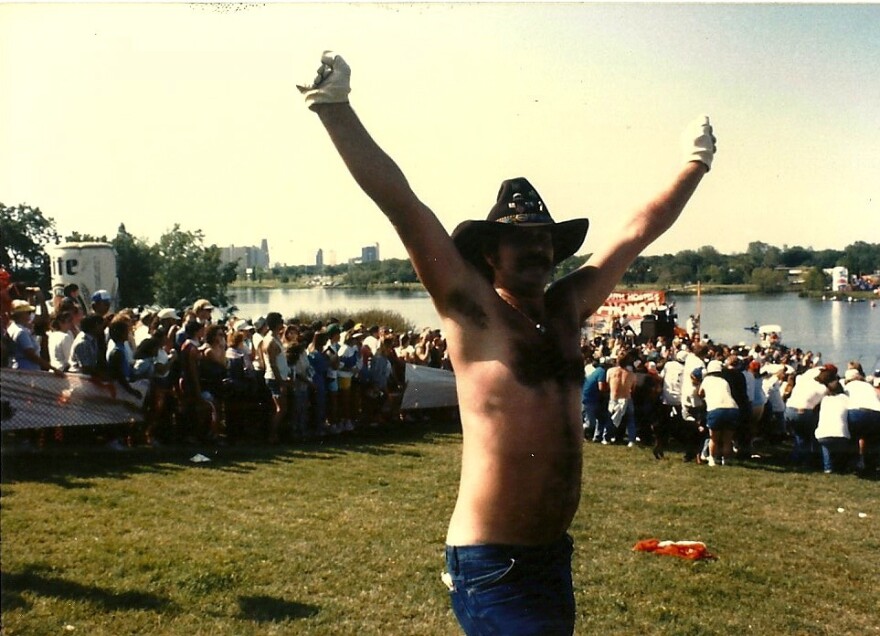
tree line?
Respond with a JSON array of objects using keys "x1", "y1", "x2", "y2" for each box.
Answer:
[{"x1": 3, "y1": 202, "x2": 879, "y2": 307}]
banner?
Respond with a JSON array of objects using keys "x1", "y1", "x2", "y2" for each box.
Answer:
[
  {"x1": 595, "y1": 291, "x2": 667, "y2": 320},
  {"x1": 0, "y1": 369, "x2": 147, "y2": 431}
]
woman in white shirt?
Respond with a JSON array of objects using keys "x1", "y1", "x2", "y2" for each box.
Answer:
[
  {"x1": 698, "y1": 360, "x2": 740, "y2": 466},
  {"x1": 815, "y1": 379, "x2": 851, "y2": 474},
  {"x1": 844, "y1": 367, "x2": 880, "y2": 472},
  {"x1": 784, "y1": 365, "x2": 837, "y2": 467},
  {"x1": 48, "y1": 310, "x2": 75, "y2": 372}
]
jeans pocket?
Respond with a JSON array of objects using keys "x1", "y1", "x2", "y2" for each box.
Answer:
[{"x1": 462, "y1": 558, "x2": 517, "y2": 594}]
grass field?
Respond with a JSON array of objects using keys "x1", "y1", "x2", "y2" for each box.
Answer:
[{"x1": 2, "y1": 422, "x2": 879, "y2": 636}]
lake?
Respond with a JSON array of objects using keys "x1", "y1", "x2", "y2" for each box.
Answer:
[{"x1": 228, "y1": 287, "x2": 880, "y2": 371}]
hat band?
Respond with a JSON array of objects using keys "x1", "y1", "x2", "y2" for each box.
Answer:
[{"x1": 495, "y1": 212, "x2": 554, "y2": 225}]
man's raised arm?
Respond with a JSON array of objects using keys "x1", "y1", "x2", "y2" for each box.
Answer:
[
  {"x1": 552, "y1": 116, "x2": 717, "y2": 322},
  {"x1": 298, "y1": 52, "x2": 467, "y2": 298}
]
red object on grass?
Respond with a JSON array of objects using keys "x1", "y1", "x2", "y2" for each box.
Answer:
[{"x1": 633, "y1": 538, "x2": 716, "y2": 560}]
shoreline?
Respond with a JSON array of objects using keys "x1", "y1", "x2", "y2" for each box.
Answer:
[{"x1": 231, "y1": 279, "x2": 878, "y2": 301}]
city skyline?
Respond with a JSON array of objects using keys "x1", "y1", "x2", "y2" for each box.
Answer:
[{"x1": 2, "y1": 4, "x2": 878, "y2": 266}]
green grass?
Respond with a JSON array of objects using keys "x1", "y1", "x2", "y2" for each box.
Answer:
[{"x1": 2, "y1": 425, "x2": 879, "y2": 635}]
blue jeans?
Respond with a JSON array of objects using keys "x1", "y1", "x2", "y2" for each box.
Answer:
[
  {"x1": 608, "y1": 398, "x2": 636, "y2": 442},
  {"x1": 583, "y1": 401, "x2": 610, "y2": 440},
  {"x1": 785, "y1": 407, "x2": 819, "y2": 465},
  {"x1": 445, "y1": 535, "x2": 575, "y2": 636},
  {"x1": 817, "y1": 437, "x2": 853, "y2": 472}
]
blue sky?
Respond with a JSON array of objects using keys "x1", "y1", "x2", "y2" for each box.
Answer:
[{"x1": 2, "y1": 3, "x2": 878, "y2": 265}]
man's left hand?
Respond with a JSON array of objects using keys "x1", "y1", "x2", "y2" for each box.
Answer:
[{"x1": 682, "y1": 115, "x2": 716, "y2": 171}]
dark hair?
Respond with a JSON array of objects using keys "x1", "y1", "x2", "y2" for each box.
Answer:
[
  {"x1": 184, "y1": 320, "x2": 203, "y2": 338},
  {"x1": 51, "y1": 311, "x2": 73, "y2": 331},
  {"x1": 63, "y1": 283, "x2": 79, "y2": 295},
  {"x1": 108, "y1": 319, "x2": 130, "y2": 343},
  {"x1": 266, "y1": 312, "x2": 284, "y2": 331},
  {"x1": 205, "y1": 324, "x2": 225, "y2": 346},
  {"x1": 80, "y1": 314, "x2": 104, "y2": 334}
]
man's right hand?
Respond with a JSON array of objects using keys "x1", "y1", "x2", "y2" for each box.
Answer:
[{"x1": 297, "y1": 51, "x2": 351, "y2": 109}]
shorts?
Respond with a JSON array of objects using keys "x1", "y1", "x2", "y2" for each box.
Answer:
[
  {"x1": 337, "y1": 376, "x2": 352, "y2": 391},
  {"x1": 326, "y1": 378, "x2": 339, "y2": 393},
  {"x1": 706, "y1": 407, "x2": 740, "y2": 431},
  {"x1": 444, "y1": 534, "x2": 575, "y2": 636}
]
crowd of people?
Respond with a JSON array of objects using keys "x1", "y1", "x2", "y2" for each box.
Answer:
[
  {"x1": 580, "y1": 322, "x2": 880, "y2": 474},
  {"x1": 1, "y1": 278, "x2": 455, "y2": 448},
  {"x1": 3, "y1": 275, "x2": 879, "y2": 472}
]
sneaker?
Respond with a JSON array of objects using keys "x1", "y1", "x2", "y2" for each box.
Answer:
[
  {"x1": 627, "y1": 442, "x2": 635, "y2": 448},
  {"x1": 601, "y1": 440, "x2": 610, "y2": 445},
  {"x1": 707, "y1": 456, "x2": 717, "y2": 467}
]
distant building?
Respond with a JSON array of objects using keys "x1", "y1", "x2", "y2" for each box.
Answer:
[
  {"x1": 220, "y1": 240, "x2": 270, "y2": 274},
  {"x1": 316, "y1": 249, "x2": 324, "y2": 271},
  {"x1": 826, "y1": 266, "x2": 849, "y2": 291},
  {"x1": 361, "y1": 243, "x2": 380, "y2": 263}
]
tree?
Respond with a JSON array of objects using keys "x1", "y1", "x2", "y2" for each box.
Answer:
[
  {"x1": 802, "y1": 266, "x2": 829, "y2": 292},
  {"x1": 0, "y1": 203, "x2": 59, "y2": 284},
  {"x1": 113, "y1": 224, "x2": 157, "y2": 308},
  {"x1": 750, "y1": 267, "x2": 787, "y2": 293},
  {"x1": 152, "y1": 225, "x2": 238, "y2": 309},
  {"x1": 842, "y1": 241, "x2": 880, "y2": 277}
]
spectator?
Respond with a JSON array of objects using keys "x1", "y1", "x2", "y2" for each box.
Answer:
[
  {"x1": 6, "y1": 300, "x2": 62, "y2": 374},
  {"x1": 48, "y1": 310, "x2": 75, "y2": 372},
  {"x1": 260, "y1": 312, "x2": 290, "y2": 444},
  {"x1": 699, "y1": 360, "x2": 739, "y2": 466},
  {"x1": 90, "y1": 289, "x2": 112, "y2": 317},
  {"x1": 583, "y1": 357, "x2": 611, "y2": 443},
  {"x1": 815, "y1": 376, "x2": 851, "y2": 474},
  {"x1": 843, "y1": 367, "x2": 880, "y2": 473},
  {"x1": 68, "y1": 315, "x2": 105, "y2": 376},
  {"x1": 607, "y1": 352, "x2": 636, "y2": 446}
]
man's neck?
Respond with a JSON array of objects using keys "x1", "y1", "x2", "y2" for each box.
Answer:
[{"x1": 494, "y1": 286, "x2": 545, "y2": 319}]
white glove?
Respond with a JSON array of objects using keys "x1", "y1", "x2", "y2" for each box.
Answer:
[
  {"x1": 297, "y1": 51, "x2": 351, "y2": 108},
  {"x1": 681, "y1": 115, "x2": 716, "y2": 171}
]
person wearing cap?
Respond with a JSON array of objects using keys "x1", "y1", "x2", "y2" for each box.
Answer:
[
  {"x1": 6, "y1": 299, "x2": 63, "y2": 374},
  {"x1": 660, "y1": 348, "x2": 687, "y2": 437},
  {"x1": 698, "y1": 359, "x2": 739, "y2": 466},
  {"x1": 300, "y1": 51, "x2": 715, "y2": 634},
  {"x1": 90, "y1": 290, "x2": 112, "y2": 317},
  {"x1": 192, "y1": 299, "x2": 215, "y2": 325}
]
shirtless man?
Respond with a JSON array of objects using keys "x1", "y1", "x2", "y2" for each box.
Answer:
[
  {"x1": 608, "y1": 351, "x2": 637, "y2": 446},
  {"x1": 299, "y1": 52, "x2": 715, "y2": 635}
]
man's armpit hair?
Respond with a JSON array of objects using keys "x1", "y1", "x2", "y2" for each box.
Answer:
[{"x1": 446, "y1": 289, "x2": 490, "y2": 330}]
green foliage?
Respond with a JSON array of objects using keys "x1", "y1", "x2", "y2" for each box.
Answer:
[
  {"x1": 2, "y1": 435, "x2": 879, "y2": 635},
  {"x1": 750, "y1": 266, "x2": 787, "y2": 293},
  {"x1": 843, "y1": 241, "x2": 880, "y2": 276},
  {"x1": 0, "y1": 203, "x2": 59, "y2": 284},
  {"x1": 343, "y1": 258, "x2": 419, "y2": 286},
  {"x1": 802, "y1": 266, "x2": 830, "y2": 292},
  {"x1": 113, "y1": 225, "x2": 158, "y2": 308},
  {"x1": 152, "y1": 225, "x2": 238, "y2": 309}
]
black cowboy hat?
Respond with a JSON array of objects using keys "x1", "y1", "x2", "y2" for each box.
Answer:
[{"x1": 451, "y1": 177, "x2": 589, "y2": 272}]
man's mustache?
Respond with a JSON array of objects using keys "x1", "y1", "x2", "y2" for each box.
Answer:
[{"x1": 517, "y1": 253, "x2": 553, "y2": 269}]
